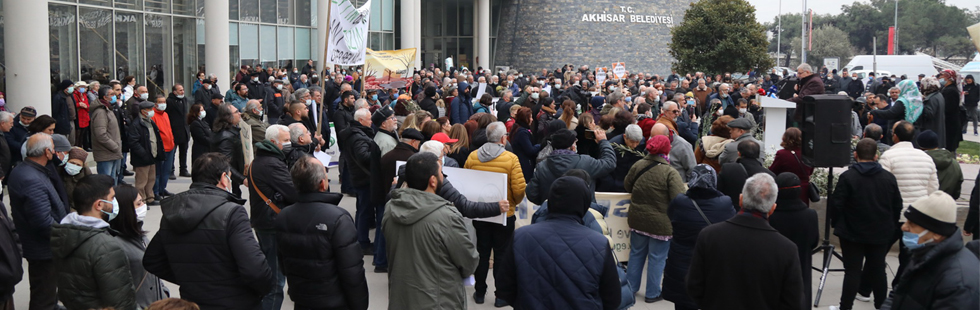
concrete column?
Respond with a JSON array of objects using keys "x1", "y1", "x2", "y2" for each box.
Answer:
[
  {"x1": 205, "y1": 0, "x2": 231, "y2": 92},
  {"x1": 413, "y1": 0, "x2": 421, "y2": 69},
  {"x1": 473, "y1": 3, "x2": 479, "y2": 70},
  {"x1": 318, "y1": 0, "x2": 329, "y2": 69},
  {"x1": 400, "y1": 0, "x2": 421, "y2": 69},
  {"x1": 3, "y1": 0, "x2": 51, "y2": 115},
  {"x1": 478, "y1": 0, "x2": 491, "y2": 70}
]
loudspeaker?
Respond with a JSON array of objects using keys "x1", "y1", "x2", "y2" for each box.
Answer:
[{"x1": 801, "y1": 94, "x2": 853, "y2": 168}]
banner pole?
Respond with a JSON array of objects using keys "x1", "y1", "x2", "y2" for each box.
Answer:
[{"x1": 317, "y1": 0, "x2": 334, "y2": 136}]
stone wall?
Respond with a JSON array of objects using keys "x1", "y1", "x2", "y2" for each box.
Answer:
[{"x1": 494, "y1": 0, "x2": 688, "y2": 76}]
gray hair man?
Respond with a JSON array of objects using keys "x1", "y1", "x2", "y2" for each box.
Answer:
[
  {"x1": 602, "y1": 90, "x2": 626, "y2": 115},
  {"x1": 863, "y1": 123, "x2": 891, "y2": 155},
  {"x1": 282, "y1": 123, "x2": 313, "y2": 170},
  {"x1": 598, "y1": 124, "x2": 647, "y2": 192},
  {"x1": 244, "y1": 99, "x2": 269, "y2": 144},
  {"x1": 719, "y1": 118, "x2": 764, "y2": 165}
]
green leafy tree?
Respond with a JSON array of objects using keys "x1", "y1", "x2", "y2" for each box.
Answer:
[
  {"x1": 669, "y1": 0, "x2": 773, "y2": 74},
  {"x1": 790, "y1": 25, "x2": 854, "y2": 68},
  {"x1": 765, "y1": 13, "x2": 837, "y2": 66}
]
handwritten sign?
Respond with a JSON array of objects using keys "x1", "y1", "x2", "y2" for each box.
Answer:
[
  {"x1": 596, "y1": 67, "x2": 608, "y2": 85},
  {"x1": 611, "y1": 62, "x2": 627, "y2": 79},
  {"x1": 327, "y1": 0, "x2": 371, "y2": 65}
]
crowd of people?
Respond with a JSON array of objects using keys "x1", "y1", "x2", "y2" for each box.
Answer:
[{"x1": 0, "y1": 60, "x2": 977, "y2": 310}]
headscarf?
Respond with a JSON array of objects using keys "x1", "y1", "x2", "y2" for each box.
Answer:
[
  {"x1": 895, "y1": 79, "x2": 924, "y2": 123},
  {"x1": 942, "y1": 69, "x2": 964, "y2": 103},
  {"x1": 646, "y1": 135, "x2": 671, "y2": 155},
  {"x1": 687, "y1": 164, "x2": 718, "y2": 191}
]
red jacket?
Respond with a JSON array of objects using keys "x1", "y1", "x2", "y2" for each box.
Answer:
[
  {"x1": 768, "y1": 148, "x2": 814, "y2": 204},
  {"x1": 151, "y1": 109, "x2": 175, "y2": 152},
  {"x1": 789, "y1": 74, "x2": 826, "y2": 122},
  {"x1": 74, "y1": 91, "x2": 90, "y2": 128}
]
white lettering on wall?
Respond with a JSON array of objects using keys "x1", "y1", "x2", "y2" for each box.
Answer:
[{"x1": 581, "y1": 5, "x2": 673, "y2": 25}]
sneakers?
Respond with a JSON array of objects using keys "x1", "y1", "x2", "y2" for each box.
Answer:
[
  {"x1": 856, "y1": 293, "x2": 871, "y2": 302},
  {"x1": 829, "y1": 306, "x2": 840, "y2": 310},
  {"x1": 644, "y1": 296, "x2": 664, "y2": 303}
]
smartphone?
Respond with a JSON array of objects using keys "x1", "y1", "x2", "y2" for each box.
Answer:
[{"x1": 585, "y1": 129, "x2": 596, "y2": 140}]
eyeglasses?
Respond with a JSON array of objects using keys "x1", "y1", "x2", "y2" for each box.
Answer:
[{"x1": 667, "y1": 110, "x2": 681, "y2": 114}]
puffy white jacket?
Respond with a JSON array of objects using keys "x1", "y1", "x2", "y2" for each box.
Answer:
[{"x1": 879, "y1": 141, "x2": 939, "y2": 221}]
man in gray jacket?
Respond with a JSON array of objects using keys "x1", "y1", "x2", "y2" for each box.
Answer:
[
  {"x1": 719, "y1": 118, "x2": 764, "y2": 165},
  {"x1": 651, "y1": 123, "x2": 696, "y2": 181},
  {"x1": 526, "y1": 128, "x2": 614, "y2": 205}
]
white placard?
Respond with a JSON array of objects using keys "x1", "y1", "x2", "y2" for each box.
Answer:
[
  {"x1": 595, "y1": 192, "x2": 632, "y2": 262},
  {"x1": 313, "y1": 151, "x2": 332, "y2": 168},
  {"x1": 611, "y1": 62, "x2": 627, "y2": 79},
  {"x1": 475, "y1": 82, "x2": 487, "y2": 99},
  {"x1": 394, "y1": 161, "x2": 508, "y2": 225},
  {"x1": 596, "y1": 68, "x2": 607, "y2": 85},
  {"x1": 326, "y1": 0, "x2": 372, "y2": 66}
]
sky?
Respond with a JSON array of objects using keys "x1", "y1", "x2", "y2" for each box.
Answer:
[{"x1": 745, "y1": 0, "x2": 977, "y2": 25}]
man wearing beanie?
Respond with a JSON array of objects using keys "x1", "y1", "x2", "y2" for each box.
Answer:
[
  {"x1": 59, "y1": 147, "x2": 94, "y2": 211},
  {"x1": 418, "y1": 86, "x2": 439, "y2": 118},
  {"x1": 917, "y1": 130, "x2": 963, "y2": 199},
  {"x1": 372, "y1": 107, "x2": 398, "y2": 156},
  {"x1": 497, "y1": 176, "x2": 622, "y2": 309},
  {"x1": 526, "y1": 128, "x2": 615, "y2": 205},
  {"x1": 881, "y1": 191, "x2": 980, "y2": 309}
]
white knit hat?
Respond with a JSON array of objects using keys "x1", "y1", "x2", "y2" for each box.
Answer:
[{"x1": 904, "y1": 191, "x2": 958, "y2": 236}]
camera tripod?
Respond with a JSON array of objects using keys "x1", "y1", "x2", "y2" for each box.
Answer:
[{"x1": 811, "y1": 167, "x2": 844, "y2": 307}]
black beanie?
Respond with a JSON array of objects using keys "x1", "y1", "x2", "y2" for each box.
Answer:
[
  {"x1": 548, "y1": 176, "x2": 590, "y2": 218},
  {"x1": 424, "y1": 86, "x2": 436, "y2": 97},
  {"x1": 550, "y1": 128, "x2": 577, "y2": 150}
]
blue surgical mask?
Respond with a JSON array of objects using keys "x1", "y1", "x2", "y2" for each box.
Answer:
[
  {"x1": 110, "y1": 95, "x2": 117, "y2": 104},
  {"x1": 938, "y1": 78, "x2": 946, "y2": 85},
  {"x1": 625, "y1": 96, "x2": 632, "y2": 103},
  {"x1": 100, "y1": 198, "x2": 120, "y2": 221},
  {"x1": 902, "y1": 230, "x2": 932, "y2": 250},
  {"x1": 372, "y1": 94, "x2": 378, "y2": 101}
]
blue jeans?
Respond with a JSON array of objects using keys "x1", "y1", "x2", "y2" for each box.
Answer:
[
  {"x1": 117, "y1": 152, "x2": 129, "y2": 184},
  {"x1": 96, "y1": 159, "x2": 122, "y2": 185},
  {"x1": 153, "y1": 150, "x2": 175, "y2": 196},
  {"x1": 255, "y1": 230, "x2": 285, "y2": 310},
  {"x1": 627, "y1": 232, "x2": 670, "y2": 299},
  {"x1": 354, "y1": 185, "x2": 372, "y2": 246}
]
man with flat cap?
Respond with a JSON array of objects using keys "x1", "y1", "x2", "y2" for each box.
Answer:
[
  {"x1": 719, "y1": 117, "x2": 764, "y2": 165},
  {"x1": 371, "y1": 128, "x2": 424, "y2": 273}
]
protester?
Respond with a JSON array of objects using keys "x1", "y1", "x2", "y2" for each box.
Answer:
[
  {"x1": 0, "y1": 195, "x2": 21, "y2": 309},
  {"x1": 283, "y1": 123, "x2": 314, "y2": 170},
  {"x1": 768, "y1": 127, "x2": 814, "y2": 204},
  {"x1": 210, "y1": 103, "x2": 247, "y2": 197},
  {"x1": 51, "y1": 79, "x2": 76, "y2": 139},
  {"x1": 938, "y1": 70, "x2": 961, "y2": 153},
  {"x1": 694, "y1": 115, "x2": 734, "y2": 172},
  {"x1": 768, "y1": 172, "x2": 819, "y2": 307},
  {"x1": 789, "y1": 63, "x2": 826, "y2": 122},
  {"x1": 662, "y1": 164, "x2": 735, "y2": 310},
  {"x1": 450, "y1": 82, "x2": 474, "y2": 124},
  {"x1": 188, "y1": 103, "x2": 212, "y2": 160},
  {"x1": 463, "y1": 122, "x2": 525, "y2": 306},
  {"x1": 129, "y1": 100, "x2": 163, "y2": 206},
  {"x1": 0, "y1": 112, "x2": 12, "y2": 183},
  {"x1": 869, "y1": 79, "x2": 944, "y2": 147},
  {"x1": 144, "y1": 153, "x2": 273, "y2": 309},
  {"x1": 964, "y1": 75, "x2": 978, "y2": 136},
  {"x1": 372, "y1": 128, "x2": 423, "y2": 273},
  {"x1": 718, "y1": 140, "x2": 775, "y2": 211},
  {"x1": 527, "y1": 128, "x2": 614, "y2": 204},
  {"x1": 508, "y1": 107, "x2": 539, "y2": 181},
  {"x1": 50, "y1": 174, "x2": 136, "y2": 310},
  {"x1": 446, "y1": 124, "x2": 471, "y2": 167},
  {"x1": 108, "y1": 184, "x2": 167, "y2": 308},
  {"x1": 687, "y1": 173, "x2": 805, "y2": 309},
  {"x1": 372, "y1": 108, "x2": 399, "y2": 156},
  {"x1": 597, "y1": 124, "x2": 646, "y2": 192},
  {"x1": 879, "y1": 191, "x2": 980, "y2": 309},
  {"x1": 243, "y1": 100, "x2": 269, "y2": 144},
  {"x1": 624, "y1": 135, "x2": 686, "y2": 303},
  {"x1": 338, "y1": 108, "x2": 379, "y2": 255},
  {"x1": 73, "y1": 81, "x2": 91, "y2": 149},
  {"x1": 497, "y1": 176, "x2": 621, "y2": 310},
  {"x1": 58, "y1": 147, "x2": 93, "y2": 210},
  {"x1": 167, "y1": 84, "x2": 191, "y2": 177},
  {"x1": 651, "y1": 123, "x2": 697, "y2": 182},
  {"x1": 151, "y1": 96, "x2": 176, "y2": 199},
  {"x1": 917, "y1": 130, "x2": 963, "y2": 199},
  {"x1": 383, "y1": 152, "x2": 479, "y2": 309}
]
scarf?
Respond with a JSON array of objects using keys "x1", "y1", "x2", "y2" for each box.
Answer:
[
  {"x1": 687, "y1": 164, "x2": 718, "y2": 191},
  {"x1": 738, "y1": 209, "x2": 769, "y2": 220},
  {"x1": 896, "y1": 80, "x2": 924, "y2": 123}
]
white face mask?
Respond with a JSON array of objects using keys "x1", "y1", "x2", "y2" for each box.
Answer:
[
  {"x1": 158, "y1": 104, "x2": 167, "y2": 110},
  {"x1": 64, "y1": 163, "x2": 83, "y2": 176},
  {"x1": 176, "y1": 94, "x2": 185, "y2": 99},
  {"x1": 205, "y1": 85, "x2": 212, "y2": 90},
  {"x1": 140, "y1": 93, "x2": 149, "y2": 100},
  {"x1": 276, "y1": 84, "x2": 283, "y2": 90},
  {"x1": 739, "y1": 108, "x2": 747, "y2": 114},
  {"x1": 198, "y1": 110, "x2": 207, "y2": 120},
  {"x1": 531, "y1": 93, "x2": 539, "y2": 99},
  {"x1": 281, "y1": 142, "x2": 291, "y2": 148},
  {"x1": 135, "y1": 204, "x2": 147, "y2": 222},
  {"x1": 716, "y1": 109, "x2": 724, "y2": 116}
]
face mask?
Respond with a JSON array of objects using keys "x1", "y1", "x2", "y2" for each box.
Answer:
[
  {"x1": 146, "y1": 110, "x2": 155, "y2": 118},
  {"x1": 257, "y1": 110, "x2": 264, "y2": 117},
  {"x1": 198, "y1": 110, "x2": 207, "y2": 120},
  {"x1": 223, "y1": 173, "x2": 234, "y2": 194},
  {"x1": 306, "y1": 99, "x2": 314, "y2": 106},
  {"x1": 902, "y1": 230, "x2": 932, "y2": 250},
  {"x1": 372, "y1": 94, "x2": 378, "y2": 101},
  {"x1": 518, "y1": 74, "x2": 524, "y2": 78},
  {"x1": 609, "y1": 86, "x2": 617, "y2": 92},
  {"x1": 252, "y1": 77, "x2": 259, "y2": 83},
  {"x1": 65, "y1": 163, "x2": 83, "y2": 176},
  {"x1": 158, "y1": 104, "x2": 168, "y2": 110},
  {"x1": 205, "y1": 85, "x2": 212, "y2": 90},
  {"x1": 79, "y1": 87, "x2": 86, "y2": 93},
  {"x1": 721, "y1": 93, "x2": 729, "y2": 98},
  {"x1": 67, "y1": 87, "x2": 75, "y2": 93},
  {"x1": 0, "y1": 99, "x2": 5, "y2": 107},
  {"x1": 281, "y1": 142, "x2": 291, "y2": 148},
  {"x1": 100, "y1": 198, "x2": 120, "y2": 221},
  {"x1": 531, "y1": 93, "x2": 539, "y2": 99},
  {"x1": 135, "y1": 204, "x2": 147, "y2": 223},
  {"x1": 625, "y1": 96, "x2": 632, "y2": 103},
  {"x1": 688, "y1": 100, "x2": 695, "y2": 107},
  {"x1": 139, "y1": 93, "x2": 149, "y2": 100},
  {"x1": 276, "y1": 84, "x2": 283, "y2": 90},
  {"x1": 938, "y1": 78, "x2": 946, "y2": 85},
  {"x1": 739, "y1": 108, "x2": 747, "y2": 114},
  {"x1": 177, "y1": 94, "x2": 186, "y2": 99},
  {"x1": 57, "y1": 152, "x2": 68, "y2": 166},
  {"x1": 716, "y1": 109, "x2": 724, "y2": 116},
  {"x1": 293, "y1": 70, "x2": 298, "y2": 73}
]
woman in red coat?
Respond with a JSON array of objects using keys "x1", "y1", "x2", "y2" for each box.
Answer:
[
  {"x1": 768, "y1": 127, "x2": 814, "y2": 204},
  {"x1": 73, "y1": 82, "x2": 91, "y2": 149}
]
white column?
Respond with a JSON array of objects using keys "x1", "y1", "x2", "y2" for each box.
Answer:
[
  {"x1": 478, "y1": 0, "x2": 490, "y2": 70},
  {"x1": 413, "y1": 0, "x2": 421, "y2": 69},
  {"x1": 400, "y1": 0, "x2": 421, "y2": 69},
  {"x1": 205, "y1": 0, "x2": 231, "y2": 92},
  {"x1": 3, "y1": 0, "x2": 51, "y2": 115},
  {"x1": 318, "y1": 0, "x2": 329, "y2": 69}
]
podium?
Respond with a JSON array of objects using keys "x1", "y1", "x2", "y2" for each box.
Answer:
[{"x1": 758, "y1": 96, "x2": 796, "y2": 153}]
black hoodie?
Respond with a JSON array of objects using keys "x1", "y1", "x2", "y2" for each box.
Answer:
[{"x1": 829, "y1": 161, "x2": 904, "y2": 244}]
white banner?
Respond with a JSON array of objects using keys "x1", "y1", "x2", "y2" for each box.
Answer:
[
  {"x1": 327, "y1": 0, "x2": 371, "y2": 66},
  {"x1": 515, "y1": 192, "x2": 632, "y2": 262},
  {"x1": 395, "y1": 161, "x2": 508, "y2": 225}
]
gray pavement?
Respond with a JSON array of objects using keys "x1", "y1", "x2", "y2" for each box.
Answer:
[{"x1": 7, "y1": 149, "x2": 976, "y2": 309}]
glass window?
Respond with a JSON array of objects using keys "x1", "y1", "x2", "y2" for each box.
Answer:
[
  {"x1": 230, "y1": 22, "x2": 239, "y2": 45},
  {"x1": 79, "y1": 7, "x2": 113, "y2": 84},
  {"x1": 145, "y1": 15, "x2": 172, "y2": 95},
  {"x1": 445, "y1": 1, "x2": 457, "y2": 36},
  {"x1": 145, "y1": 0, "x2": 170, "y2": 13},
  {"x1": 173, "y1": 0, "x2": 195, "y2": 15},
  {"x1": 79, "y1": 0, "x2": 112, "y2": 6},
  {"x1": 115, "y1": 12, "x2": 144, "y2": 83},
  {"x1": 240, "y1": 23, "x2": 259, "y2": 66},
  {"x1": 173, "y1": 17, "x2": 199, "y2": 95},
  {"x1": 240, "y1": 0, "x2": 259, "y2": 22},
  {"x1": 458, "y1": 38, "x2": 472, "y2": 69},
  {"x1": 197, "y1": 19, "x2": 205, "y2": 70},
  {"x1": 0, "y1": 3, "x2": 5, "y2": 92},
  {"x1": 459, "y1": 1, "x2": 473, "y2": 36},
  {"x1": 295, "y1": 27, "x2": 311, "y2": 61},
  {"x1": 230, "y1": 0, "x2": 240, "y2": 20},
  {"x1": 50, "y1": 4, "x2": 78, "y2": 83},
  {"x1": 310, "y1": 0, "x2": 317, "y2": 26},
  {"x1": 115, "y1": 0, "x2": 142, "y2": 10},
  {"x1": 384, "y1": 32, "x2": 394, "y2": 50},
  {"x1": 196, "y1": 0, "x2": 204, "y2": 17},
  {"x1": 278, "y1": 27, "x2": 294, "y2": 61},
  {"x1": 370, "y1": 0, "x2": 381, "y2": 31},
  {"x1": 369, "y1": 33, "x2": 382, "y2": 51},
  {"x1": 260, "y1": 25, "x2": 277, "y2": 63},
  {"x1": 278, "y1": 0, "x2": 294, "y2": 24},
  {"x1": 295, "y1": 0, "x2": 311, "y2": 26},
  {"x1": 382, "y1": 0, "x2": 393, "y2": 31},
  {"x1": 261, "y1": 0, "x2": 277, "y2": 23}
]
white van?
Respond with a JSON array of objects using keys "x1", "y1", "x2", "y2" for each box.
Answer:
[{"x1": 843, "y1": 55, "x2": 937, "y2": 78}]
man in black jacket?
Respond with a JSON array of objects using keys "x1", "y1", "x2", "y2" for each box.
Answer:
[
  {"x1": 267, "y1": 80, "x2": 287, "y2": 124},
  {"x1": 166, "y1": 84, "x2": 191, "y2": 177},
  {"x1": 829, "y1": 138, "x2": 903, "y2": 310},
  {"x1": 144, "y1": 153, "x2": 274, "y2": 310},
  {"x1": 247, "y1": 125, "x2": 297, "y2": 310},
  {"x1": 338, "y1": 108, "x2": 378, "y2": 254},
  {"x1": 686, "y1": 173, "x2": 805, "y2": 310},
  {"x1": 716, "y1": 140, "x2": 775, "y2": 212},
  {"x1": 371, "y1": 129, "x2": 423, "y2": 272},
  {"x1": 276, "y1": 156, "x2": 368, "y2": 310}
]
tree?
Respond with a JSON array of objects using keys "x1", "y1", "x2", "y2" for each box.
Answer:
[
  {"x1": 791, "y1": 25, "x2": 854, "y2": 68},
  {"x1": 669, "y1": 0, "x2": 773, "y2": 74},
  {"x1": 766, "y1": 13, "x2": 837, "y2": 67}
]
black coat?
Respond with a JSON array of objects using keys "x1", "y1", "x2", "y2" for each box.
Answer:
[
  {"x1": 0, "y1": 131, "x2": 10, "y2": 181},
  {"x1": 113, "y1": 104, "x2": 131, "y2": 152},
  {"x1": 127, "y1": 116, "x2": 164, "y2": 167},
  {"x1": 596, "y1": 135, "x2": 646, "y2": 193},
  {"x1": 189, "y1": 118, "x2": 212, "y2": 160},
  {"x1": 965, "y1": 172, "x2": 979, "y2": 238},
  {"x1": 830, "y1": 162, "x2": 903, "y2": 244},
  {"x1": 210, "y1": 127, "x2": 246, "y2": 184},
  {"x1": 662, "y1": 188, "x2": 735, "y2": 309},
  {"x1": 267, "y1": 87, "x2": 286, "y2": 124},
  {"x1": 940, "y1": 84, "x2": 962, "y2": 150},
  {"x1": 51, "y1": 90, "x2": 73, "y2": 136},
  {"x1": 247, "y1": 141, "x2": 297, "y2": 231},
  {"x1": 0, "y1": 203, "x2": 22, "y2": 303},
  {"x1": 275, "y1": 192, "x2": 367, "y2": 309},
  {"x1": 881, "y1": 232, "x2": 980, "y2": 310},
  {"x1": 686, "y1": 213, "x2": 805, "y2": 310},
  {"x1": 418, "y1": 97, "x2": 439, "y2": 119},
  {"x1": 374, "y1": 142, "x2": 416, "y2": 204},
  {"x1": 5, "y1": 120, "x2": 27, "y2": 165},
  {"x1": 332, "y1": 104, "x2": 356, "y2": 144},
  {"x1": 166, "y1": 93, "x2": 190, "y2": 144},
  {"x1": 717, "y1": 159, "x2": 775, "y2": 212},
  {"x1": 194, "y1": 87, "x2": 212, "y2": 106},
  {"x1": 769, "y1": 191, "x2": 819, "y2": 308},
  {"x1": 144, "y1": 183, "x2": 273, "y2": 310},
  {"x1": 337, "y1": 123, "x2": 375, "y2": 188}
]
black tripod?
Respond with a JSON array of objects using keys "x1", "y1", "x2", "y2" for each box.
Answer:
[{"x1": 812, "y1": 167, "x2": 844, "y2": 307}]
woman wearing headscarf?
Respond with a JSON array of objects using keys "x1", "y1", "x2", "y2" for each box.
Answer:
[
  {"x1": 939, "y1": 69, "x2": 962, "y2": 153},
  {"x1": 624, "y1": 135, "x2": 686, "y2": 303},
  {"x1": 870, "y1": 79, "x2": 944, "y2": 147},
  {"x1": 768, "y1": 172, "x2": 819, "y2": 308},
  {"x1": 662, "y1": 164, "x2": 736, "y2": 310}
]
